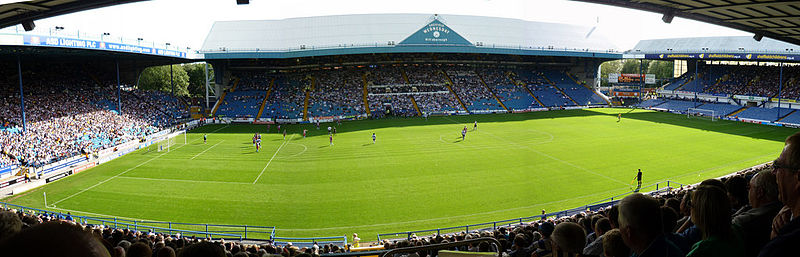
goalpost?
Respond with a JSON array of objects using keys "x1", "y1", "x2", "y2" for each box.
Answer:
[
  {"x1": 157, "y1": 130, "x2": 187, "y2": 152},
  {"x1": 687, "y1": 108, "x2": 717, "y2": 121}
]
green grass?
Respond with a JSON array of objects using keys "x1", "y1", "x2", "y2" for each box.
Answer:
[{"x1": 2, "y1": 108, "x2": 795, "y2": 240}]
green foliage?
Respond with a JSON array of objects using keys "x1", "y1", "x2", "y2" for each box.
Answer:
[
  {"x1": 621, "y1": 59, "x2": 644, "y2": 74},
  {"x1": 647, "y1": 60, "x2": 674, "y2": 79},
  {"x1": 184, "y1": 63, "x2": 213, "y2": 97},
  {"x1": 4, "y1": 109, "x2": 792, "y2": 239},
  {"x1": 138, "y1": 65, "x2": 190, "y2": 96}
]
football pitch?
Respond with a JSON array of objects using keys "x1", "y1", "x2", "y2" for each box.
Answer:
[{"x1": 3, "y1": 108, "x2": 796, "y2": 239}]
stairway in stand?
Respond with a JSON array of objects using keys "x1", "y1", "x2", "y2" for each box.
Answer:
[
  {"x1": 441, "y1": 70, "x2": 469, "y2": 113},
  {"x1": 255, "y1": 78, "x2": 276, "y2": 119}
]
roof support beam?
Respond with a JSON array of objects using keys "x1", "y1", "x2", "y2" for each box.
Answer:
[
  {"x1": 724, "y1": 15, "x2": 800, "y2": 23},
  {"x1": 685, "y1": 1, "x2": 800, "y2": 14}
]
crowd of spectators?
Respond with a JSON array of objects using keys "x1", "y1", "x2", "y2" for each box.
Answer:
[
  {"x1": 308, "y1": 70, "x2": 364, "y2": 117},
  {"x1": 0, "y1": 65, "x2": 184, "y2": 167},
  {"x1": 0, "y1": 208, "x2": 350, "y2": 257},
  {"x1": 699, "y1": 65, "x2": 800, "y2": 100},
  {"x1": 446, "y1": 69, "x2": 503, "y2": 111},
  {"x1": 262, "y1": 75, "x2": 309, "y2": 119},
  {"x1": 368, "y1": 95, "x2": 417, "y2": 118}
]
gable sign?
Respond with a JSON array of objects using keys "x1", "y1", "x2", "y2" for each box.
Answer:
[{"x1": 398, "y1": 19, "x2": 472, "y2": 46}]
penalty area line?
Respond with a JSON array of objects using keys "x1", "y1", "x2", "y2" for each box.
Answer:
[
  {"x1": 252, "y1": 134, "x2": 294, "y2": 184},
  {"x1": 49, "y1": 135, "x2": 201, "y2": 207},
  {"x1": 191, "y1": 140, "x2": 225, "y2": 160}
]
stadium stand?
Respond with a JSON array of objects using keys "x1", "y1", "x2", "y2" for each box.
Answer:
[
  {"x1": 445, "y1": 68, "x2": 504, "y2": 112},
  {"x1": 480, "y1": 70, "x2": 540, "y2": 111},
  {"x1": 695, "y1": 102, "x2": 742, "y2": 117},
  {"x1": 0, "y1": 64, "x2": 184, "y2": 167},
  {"x1": 308, "y1": 69, "x2": 365, "y2": 118},
  {"x1": 651, "y1": 99, "x2": 701, "y2": 113},
  {"x1": 261, "y1": 75, "x2": 307, "y2": 119},
  {"x1": 732, "y1": 107, "x2": 784, "y2": 122}
]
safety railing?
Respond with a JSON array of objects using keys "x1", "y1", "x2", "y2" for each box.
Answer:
[
  {"x1": 272, "y1": 236, "x2": 348, "y2": 248},
  {"x1": 377, "y1": 180, "x2": 683, "y2": 241},
  {"x1": 0, "y1": 201, "x2": 275, "y2": 241}
]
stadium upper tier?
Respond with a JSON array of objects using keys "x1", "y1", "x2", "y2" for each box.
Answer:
[
  {"x1": 660, "y1": 64, "x2": 800, "y2": 100},
  {"x1": 200, "y1": 14, "x2": 621, "y2": 59},
  {"x1": 213, "y1": 65, "x2": 609, "y2": 119}
]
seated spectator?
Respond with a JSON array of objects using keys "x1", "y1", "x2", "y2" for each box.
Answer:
[
  {"x1": 618, "y1": 193, "x2": 683, "y2": 257},
  {"x1": 0, "y1": 222, "x2": 111, "y2": 257},
  {"x1": 583, "y1": 217, "x2": 611, "y2": 256},
  {"x1": 686, "y1": 185, "x2": 744, "y2": 257},
  {"x1": 602, "y1": 229, "x2": 630, "y2": 257},
  {"x1": 548, "y1": 222, "x2": 586, "y2": 257},
  {"x1": 759, "y1": 132, "x2": 800, "y2": 257},
  {"x1": 732, "y1": 170, "x2": 781, "y2": 257}
]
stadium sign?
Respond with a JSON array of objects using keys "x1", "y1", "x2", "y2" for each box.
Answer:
[
  {"x1": 45, "y1": 169, "x2": 73, "y2": 183},
  {"x1": 647, "y1": 53, "x2": 800, "y2": 61},
  {"x1": 0, "y1": 34, "x2": 187, "y2": 58},
  {"x1": 398, "y1": 19, "x2": 472, "y2": 46}
]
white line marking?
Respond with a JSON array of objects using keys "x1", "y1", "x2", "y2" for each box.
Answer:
[
  {"x1": 117, "y1": 176, "x2": 252, "y2": 185},
  {"x1": 50, "y1": 134, "x2": 203, "y2": 207},
  {"x1": 443, "y1": 117, "x2": 628, "y2": 186},
  {"x1": 252, "y1": 134, "x2": 295, "y2": 184},
  {"x1": 191, "y1": 140, "x2": 224, "y2": 160}
]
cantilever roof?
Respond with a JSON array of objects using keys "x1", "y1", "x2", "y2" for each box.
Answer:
[
  {"x1": 200, "y1": 14, "x2": 620, "y2": 55},
  {"x1": 573, "y1": 0, "x2": 800, "y2": 46},
  {"x1": 631, "y1": 36, "x2": 800, "y2": 54},
  {"x1": 0, "y1": 0, "x2": 145, "y2": 29}
]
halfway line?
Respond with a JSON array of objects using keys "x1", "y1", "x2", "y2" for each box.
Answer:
[{"x1": 252, "y1": 134, "x2": 294, "y2": 184}]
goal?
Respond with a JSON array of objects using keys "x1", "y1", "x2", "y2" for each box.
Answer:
[
  {"x1": 687, "y1": 108, "x2": 717, "y2": 121},
  {"x1": 157, "y1": 130, "x2": 187, "y2": 152}
]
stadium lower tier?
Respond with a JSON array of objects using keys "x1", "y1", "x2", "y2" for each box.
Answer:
[{"x1": 2, "y1": 109, "x2": 793, "y2": 241}]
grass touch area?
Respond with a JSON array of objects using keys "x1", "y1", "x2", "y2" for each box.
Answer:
[{"x1": 2, "y1": 108, "x2": 796, "y2": 240}]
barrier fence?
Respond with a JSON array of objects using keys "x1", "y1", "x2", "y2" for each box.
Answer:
[
  {"x1": 1, "y1": 180, "x2": 683, "y2": 243},
  {"x1": 377, "y1": 180, "x2": 683, "y2": 241}
]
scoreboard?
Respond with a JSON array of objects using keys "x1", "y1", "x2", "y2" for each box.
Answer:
[{"x1": 609, "y1": 73, "x2": 655, "y2": 84}]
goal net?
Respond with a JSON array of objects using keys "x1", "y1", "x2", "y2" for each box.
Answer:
[
  {"x1": 687, "y1": 108, "x2": 716, "y2": 121},
  {"x1": 157, "y1": 130, "x2": 187, "y2": 152}
]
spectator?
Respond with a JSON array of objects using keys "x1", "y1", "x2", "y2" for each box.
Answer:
[
  {"x1": 759, "y1": 132, "x2": 800, "y2": 257},
  {"x1": 732, "y1": 171, "x2": 781, "y2": 257},
  {"x1": 549, "y1": 222, "x2": 585, "y2": 257},
  {"x1": 583, "y1": 217, "x2": 611, "y2": 256},
  {"x1": 602, "y1": 229, "x2": 630, "y2": 257},
  {"x1": 618, "y1": 193, "x2": 683, "y2": 257},
  {"x1": 686, "y1": 185, "x2": 744, "y2": 257},
  {"x1": 0, "y1": 222, "x2": 111, "y2": 257}
]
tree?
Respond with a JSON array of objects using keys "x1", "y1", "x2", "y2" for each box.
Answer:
[
  {"x1": 621, "y1": 59, "x2": 645, "y2": 74},
  {"x1": 599, "y1": 60, "x2": 622, "y2": 87},
  {"x1": 184, "y1": 63, "x2": 212, "y2": 97},
  {"x1": 138, "y1": 65, "x2": 190, "y2": 96},
  {"x1": 647, "y1": 60, "x2": 674, "y2": 79}
]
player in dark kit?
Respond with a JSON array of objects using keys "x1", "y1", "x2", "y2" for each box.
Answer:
[{"x1": 461, "y1": 126, "x2": 467, "y2": 140}]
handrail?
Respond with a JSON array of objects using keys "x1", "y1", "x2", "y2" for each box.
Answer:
[
  {"x1": 3, "y1": 181, "x2": 684, "y2": 243},
  {"x1": 272, "y1": 236, "x2": 348, "y2": 246},
  {"x1": 380, "y1": 238, "x2": 503, "y2": 257},
  {"x1": 0, "y1": 201, "x2": 275, "y2": 240},
  {"x1": 377, "y1": 180, "x2": 683, "y2": 241}
]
